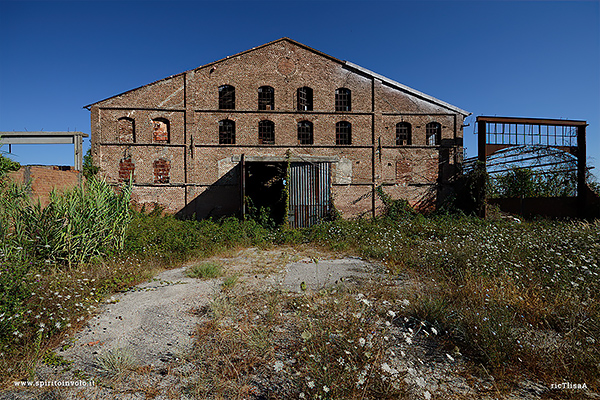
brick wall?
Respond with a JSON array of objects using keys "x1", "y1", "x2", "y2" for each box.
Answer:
[
  {"x1": 89, "y1": 38, "x2": 467, "y2": 219},
  {"x1": 7, "y1": 165, "x2": 82, "y2": 207}
]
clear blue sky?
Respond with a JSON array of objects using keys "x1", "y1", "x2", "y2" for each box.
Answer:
[{"x1": 1, "y1": 0, "x2": 599, "y2": 175}]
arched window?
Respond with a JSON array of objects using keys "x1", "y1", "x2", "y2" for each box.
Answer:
[
  {"x1": 297, "y1": 121, "x2": 313, "y2": 145},
  {"x1": 297, "y1": 86, "x2": 313, "y2": 111},
  {"x1": 396, "y1": 122, "x2": 412, "y2": 145},
  {"x1": 152, "y1": 118, "x2": 169, "y2": 143},
  {"x1": 153, "y1": 158, "x2": 170, "y2": 184},
  {"x1": 118, "y1": 157, "x2": 135, "y2": 183},
  {"x1": 117, "y1": 117, "x2": 135, "y2": 143},
  {"x1": 426, "y1": 122, "x2": 441, "y2": 146},
  {"x1": 258, "y1": 86, "x2": 274, "y2": 110},
  {"x1": 258, "y1": 120, "x2": 275, "y2": 145},
  {"x1": 335, "y1": 88, "x2": 351, "y2": 112},
  {"x1": 219, "y1": 85, "x2": 235, "y2": 109},
  {"x1": 336, "y1": 121, "x2": 352, "y2": 145},
  {"x1": 219, "y1": 119, "x2": 236, "y2": 144}
]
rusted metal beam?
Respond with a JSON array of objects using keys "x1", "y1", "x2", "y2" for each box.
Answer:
[
  {"x1": 477, "y1": 116, "x2": 587, "y2": 127},
  {"x1": 577, "y1": 125, "x2": 587, "y2": 218}
]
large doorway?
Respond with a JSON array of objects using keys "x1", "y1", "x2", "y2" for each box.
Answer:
[
  {"x1": 244, "y1": 161, "x2": 287, "y2": 226},
  {"x1": 242, "y1": 160, "x2": 332, "y2": 228}
]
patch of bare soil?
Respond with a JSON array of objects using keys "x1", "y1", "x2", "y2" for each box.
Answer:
[{"x1": 1, "y1": 247, "x2": 595, "y2": 399}]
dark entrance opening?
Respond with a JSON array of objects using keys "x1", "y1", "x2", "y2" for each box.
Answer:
[{"x1": 244, "y1": 162, "x2": 287, "y2": 226}]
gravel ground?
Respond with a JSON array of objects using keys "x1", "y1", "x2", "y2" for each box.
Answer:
[{"x1": 1, "y1": 248, "x2": 597, "y2": 400}]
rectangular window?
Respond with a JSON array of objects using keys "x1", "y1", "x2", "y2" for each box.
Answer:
[
  {"x1": 335, "y1": 88, "x2": 351, "y2": 112},
  {"x1": 258, "y1": 86, "x2": 274, "y2": 110},
  {"x1": 297, "y1": 87, "x2": 313, "y2": 111},
  {"x1": 219, "y1": 120, "x2": 236, "y2": 144},
  {"x1": 298, "y1": 121, "x2": 313, "y2": 145},
  {"x1": 336, "y1": 121, "x2": 351, "y2": 145},
  {"x1": 258, "y1": 120, "x2": 275, "y2": 144}
]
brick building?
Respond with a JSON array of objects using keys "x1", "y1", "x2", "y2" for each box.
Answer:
[{"x1": 85, "y1": 38, "x2": 469, "y2": 227}]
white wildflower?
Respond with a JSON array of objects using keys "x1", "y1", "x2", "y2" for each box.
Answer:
[
  {"x1": 381, "y1": 362, "x2": 399, "y2": 375},
  {"x1": 273, "y1": 360, "x2": 284, "y2": 372}
]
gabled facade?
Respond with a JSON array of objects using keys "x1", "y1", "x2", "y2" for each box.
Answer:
[{"x1": 86, "y1": 38, "x2": 469, "y2": 226}]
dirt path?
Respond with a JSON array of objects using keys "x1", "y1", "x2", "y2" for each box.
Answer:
[{"x1": 1, "y1": 247, "x2": 589, "y2": 399}]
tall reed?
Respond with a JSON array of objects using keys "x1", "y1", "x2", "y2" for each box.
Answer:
[{"x1": 0, "y1": 177, "x2": 131, "y2": 267}]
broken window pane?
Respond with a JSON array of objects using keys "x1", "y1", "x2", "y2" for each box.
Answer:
[
  {"x1": 426, "y1": 122, "x2": 441, "y2": 146},
  {"x1": 396, "y1": 122, "x2": 412, "y2": 145},
  {"x1": 219, "y1": 85, "x2": 235, "y2": 109},
  {"x1": 297, "y1": 86, "x2": 313, "y2": 111},
  {"x1": 258, "y1": 86, "x2": 275, "y2": 110},
  {"x1": 219, "y1": 119, "x2": 236, "y2": 144}
]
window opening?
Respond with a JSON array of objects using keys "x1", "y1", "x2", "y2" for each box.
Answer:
[
  {"x1": 426, "y1": 122, "x2": 441, "y2": 146},
  {"x1": 117, "y1": 117, "x2": 135, "y2": 143},
  {"x1": 152, "y1": 118, "x2": 169, "y2": 143},
  {"x1": 219, "y1": 85, "x2": 235, "y2": 109},
  {"x1": 258, "y1": 120, "x2": 275, "y2": 145},
  {"x1": 219, "y1": 119, "x2": 236, "y2": 144},
  {"x1": 118, "y1": 157, "x2": 135, "y2": 182},
  {"x1": 336, "y1": 121, "x2": 352, "y2": 145},
  {"x1": 153, "y1": 158, "x2": 170, "y2": 184},
  {"x1": 297, "y1": 87, "x2": 313, "y2": 111},
  {"x1": 297, "y1": 121, "x2": 313, "y2": 145},
  {"x1": 396, "y1": 122, "x2": 412, "y2": 145},
  {"x1": 335, "y1": 88, "x2": 351, "y2": 112},
  {"x1": 258, "y1": 86, "x2": 274, "y2": 110}
]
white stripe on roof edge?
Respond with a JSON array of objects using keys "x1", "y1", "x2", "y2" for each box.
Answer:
[{"x1": 344, "y1": 61, "x2": 470, "y2": 116}]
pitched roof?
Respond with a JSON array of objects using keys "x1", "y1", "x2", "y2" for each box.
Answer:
[
  {"x1": 84, "y1": 37, "x2": 469, "y2": 116},
  {"x1": 343, "y1": 61, "x2": 469, "y2": 116}
]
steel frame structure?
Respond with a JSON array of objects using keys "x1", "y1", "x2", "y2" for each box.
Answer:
[{"x1": 476, "y1": 116, "x2": 587, "y2": 217}]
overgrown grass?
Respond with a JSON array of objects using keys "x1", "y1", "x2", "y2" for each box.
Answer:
[
  {"x1": 189, "y1": 284, "x2": 407, "y2": 399},
  {"x1": 186, "y1": 262, "x2": 223, "y2": 279},
  {"x1": 0, "y1": 186, "x2": 277, "y2": 386},
  {"x1": 183, "y1": 216, "x2": 599, "y2": 397},
  {"x1": 306, "y1": 216, "x2": 600, "y2": 388},
  {"x1": 1, "y1": 175, "x2": 598, "y2": 393}
]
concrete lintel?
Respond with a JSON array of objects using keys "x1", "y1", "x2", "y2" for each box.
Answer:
[
  {"x1": 1, "y1": 137, "x2": 75, "y2": 145},
  {"x1": 231, "y1": 155, "x2": 340, "y2": 163},
  {"x1": 0, "y1": 131, "x2": 89, "y2": 138}
]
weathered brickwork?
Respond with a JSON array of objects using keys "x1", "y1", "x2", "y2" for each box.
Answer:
[
  {"x1": 8, "y1": 166, "x2": 82, "y2": 207},
  {"x1": 86, "y1": 38, "x2": 469, "y2": 218}
]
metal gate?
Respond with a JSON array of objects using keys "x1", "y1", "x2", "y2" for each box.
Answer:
[{"x1": 288, "y1": 162, "x2": 331, "y2": 228}]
